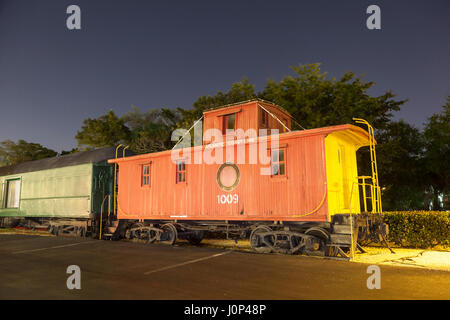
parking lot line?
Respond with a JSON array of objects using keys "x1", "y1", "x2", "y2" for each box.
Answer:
[
  {"x1": 144, "y1": 251, "x2": 232, "y2": 275},
  {"x1": 12, "y1": 240, "x2": 98, "y2": 254}
]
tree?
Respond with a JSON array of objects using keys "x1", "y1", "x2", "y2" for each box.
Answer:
[
  {"x1": 0, "y1": 140, "x2": 57, "y2": 166},
  {"x1": 60, "y1": 148, "x2": 79, "y2": 155},
  {"x1": 177, "y1": 78, "x2": 256, "y2": 129},
  {"x1": 75, "y1": 110, "x2": 130, "y2": 150},
  {"x1": 374, "y1": 121, "x2": 426, "y2": 210},
  {"x1": 122, "y1": 106, "x2": 181, "y2": 154},
  {"x1": 422, "y1": 97, "x2": 450, "y2": 209},
  {"x1": 260, "y1": 63, "x2": 406, "y2": 130}
]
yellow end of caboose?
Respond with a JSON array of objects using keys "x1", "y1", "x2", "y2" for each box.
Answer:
[{"x1": 325, "y1": 127, "x2": 372, "y2": 220}]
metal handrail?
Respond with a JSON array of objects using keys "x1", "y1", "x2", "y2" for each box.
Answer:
[
  {"x1": 99, "y1": 194, "x2": 109, "y2": 240},
  {"x1": 113, "y1": 145, "x2": 123, "y2": 218},
  {"x1": 353, "y1": 118, "x2": 382, "y2": 213}
]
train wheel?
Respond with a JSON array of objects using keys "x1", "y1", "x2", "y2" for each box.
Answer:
[
  {"x1": 77, "y1": 227, "x2": 86, "y2": 238},
  {"x1": 160, "y1": 223, "x2": 178, "y2": 245},
  {"x1": 127, "y1": 223, "x2": 144, "y2": 240},
  {"x1": 187, "y1": 230, "x2": 204, "y2": 245},
  {"x1": 250, "y1": 226, "x2": 274, "y2": 253},
  {"x1": 145, "y1": 229, "x2": 158, "y2": 244},
  {"x1": 55, "y1": 226, "x2": 63, "y2": 236},
  {"x1": 304, "y1": 227, "x2": 331, "y2": 257}
]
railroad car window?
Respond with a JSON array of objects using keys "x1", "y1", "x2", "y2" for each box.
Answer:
[
  {"x1": 5, "y1": 179, "x2": 20, "y2": 208},
  {"x1": 222, "y1": 113, "x2": 236, "y2": 134},
  {"x1": 271, "y1": 149, "x2": 286, "y2": 176},
  {"x1": 0, "y1": 183, "x2": 3, "y2": 208},
  {"x1": 261, "y1": 110, "x2": 268, "y2": 126},
  {"x1": 216, "y1": 163, "x2": 241, "y2": 191},
  {"x1": 176, "y1": 161, "x2": 186, "y2": 183},
  {"x1": 142, "y1": 164, "x2": 150, "y2": 186}
]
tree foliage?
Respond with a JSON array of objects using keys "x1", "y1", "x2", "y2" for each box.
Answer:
[
  {"x1": 0, "y1": 140, "x2": 57, "y2": 166},
  {"x1": 177, "y1": 78, "x2": 256, "y2": 129},
  {"x1": 75, "y1": 110, "x2": 130, "y2": 150},
  {"x1": 60, "y1": 148, "x2": 80, "y2": 155},
  {"x1": 374, "y1": 121, "x2": 426, "y2": 210},
  {"x1": 260, "y1": 63, "x2": 406, "y2": 130},
  {"x1": 422, "y1": 97, "x2": 450, "y2": 209},
  {"x1": 122, "y1": 106, "x2": 181, "y2": 154}
]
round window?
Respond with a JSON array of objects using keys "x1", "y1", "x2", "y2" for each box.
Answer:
[{"x1": 216, "y1": 163, "x2": 240, "y2": 191}]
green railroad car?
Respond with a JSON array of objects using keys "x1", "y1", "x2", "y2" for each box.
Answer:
[{"x1": 0, "y1": 147, "x2": 124, "y2": 236}]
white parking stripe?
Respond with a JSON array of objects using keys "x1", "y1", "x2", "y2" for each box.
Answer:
[
  {"x1": 144, "y1": 251, "x2": 232, "y2": 275},
  {"x1": 12, "y1": 241, "x2": 97, "y2": 254}
]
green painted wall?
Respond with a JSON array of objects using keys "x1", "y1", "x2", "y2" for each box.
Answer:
[{"x1": 0, "y1": 163, "x2": 93, "y2": 218}]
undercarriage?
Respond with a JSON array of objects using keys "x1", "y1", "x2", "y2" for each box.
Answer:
[
  {"x1": 102, "y1": 212, "x2": 390, "y2": 260},
  {"x1": 1, "y1": 211, "x2": 390, "y2": 260}
]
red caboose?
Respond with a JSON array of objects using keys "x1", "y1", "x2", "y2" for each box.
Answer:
[{"x1": 109, "y1": 99, "x2": 387, "y2": 258}]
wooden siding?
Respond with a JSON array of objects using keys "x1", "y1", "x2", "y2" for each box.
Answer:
[{"x1": 111, "y1": 125, "x2": 370, "y2": 222}]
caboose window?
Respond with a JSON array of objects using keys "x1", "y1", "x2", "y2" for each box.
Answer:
[
  {"x1": 142, "y1": 164, "x2": 150, "y2": 186},
  {"x1": 271, "y1": 149, "x2": 286, "y2": 176},
  {"x1": 222, "y1": 113, "x2": 236, "y2": 134},
  {"x1": 261, "y1": 110, "x2": 268, "y2": 126},
  {"x1": 176, "y1": 161, "x2": 186, "y2": 183}
]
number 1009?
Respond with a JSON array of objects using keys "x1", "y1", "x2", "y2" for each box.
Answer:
[{"x1": 217, "y1": 194, "x2": 238, "y2": 204}]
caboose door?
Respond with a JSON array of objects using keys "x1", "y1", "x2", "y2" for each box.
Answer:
[
  {"x1": 337, "y1": 145, "x2": 350, "y2": 212},
  {"x1": 174, "y1": 160, "x2": 188, "y2": 216}
]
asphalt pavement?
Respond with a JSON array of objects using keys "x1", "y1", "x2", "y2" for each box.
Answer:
[{"x1": 0, "y1": 233, "x2": 449, "y2": 299}]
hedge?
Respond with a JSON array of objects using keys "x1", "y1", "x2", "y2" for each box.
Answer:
[{"x1": 382, "y1": 211, "x2": 450, "y2": 248}]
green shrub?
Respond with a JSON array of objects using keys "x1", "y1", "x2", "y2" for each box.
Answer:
[{"x1": 382, "y1": 211, "x2": 450, "y2": 248}]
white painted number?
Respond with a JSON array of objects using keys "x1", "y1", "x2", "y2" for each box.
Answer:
[{"x1": 217, "y1": 194, "x2": 238, "y2": 204}]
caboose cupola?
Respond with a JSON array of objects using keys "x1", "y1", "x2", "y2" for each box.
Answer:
[{"x1": 202, "y1": 99, "x2": 292, "y2": 145}]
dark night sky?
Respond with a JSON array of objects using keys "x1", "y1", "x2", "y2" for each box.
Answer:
[{"x1": 0, "y1": 0, "x2": 448, "y2": 152}]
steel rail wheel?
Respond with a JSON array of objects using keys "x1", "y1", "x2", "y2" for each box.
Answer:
[
  {"x1": 76, "y1": 226, "x2": 86, "y2": 238},
  {"x1": 304, "y1": 227, "x2": 332, "y2": 257},
  {"x1": 127, "y1": 222, "x2": 145, "y2": 240},
  {"x1": 249, "y1": 225, "x2": 274, "y2": 253},
  {"x1": 160, "y1": 223, "x2": 178, "y2": 245},
  {"x1": 187, "y1": 230, "x2": 204, "y2": 245},
  {"x1": 144, "y1": 229, "x2": 158, "y2": 244},
  {"x1": 55, "y1": 226, "x2": 63, "y2": 236}
]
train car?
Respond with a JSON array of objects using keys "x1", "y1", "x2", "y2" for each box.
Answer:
[
  {"x1": 109, "y1": 99, "x2": 388, "y2": 258},
  {"x1": 0, "y1": 147, "x2": 121, "y2": 236}
]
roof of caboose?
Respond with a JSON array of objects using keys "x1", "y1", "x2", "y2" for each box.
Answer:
[
  {"x1": 0, "y1": 147, "x2": 130, "y2": 176},
  {"x1": 108, "y1": 123, "x2": 372, "y2": 164},
  {"x1": 202, "y1": 98, "x2": 292, "y2": 118}
]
